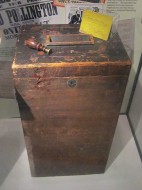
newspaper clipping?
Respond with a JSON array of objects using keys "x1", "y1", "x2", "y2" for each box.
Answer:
[
  {"x1": 53, "y1": 0, "x2": 85, "y2": 7},
  {"x1": 0, "y1": 0, "x2": 65, "y2": 41},
  {"x1": 0, "y1": 0, "x2": 66, "y2": 62},
  {"x1": 65, "y1": 3, "x2": 104, "y2": 24}
]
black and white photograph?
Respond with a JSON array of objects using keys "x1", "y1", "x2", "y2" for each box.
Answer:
[{"x1": 65, "y1": 3, "x2": 104, "y2": 24}]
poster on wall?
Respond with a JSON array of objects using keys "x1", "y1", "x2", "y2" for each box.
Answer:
[
  {"x1": 65, "y1": 3, "x2": 104, "y2": 24},
  {"x1": 106, "y1": 0, "x2": 141, "y2": 19},
  {"x1": 0, "y1": 0, "x2": 65, "y2": 61},
  {"x1": 53, "y1": 0, "x2": 85, "y2": 7},
  {"x1": 0, "y1": 0, "x2": 65, "y2": 42},
  {"x1": 79, "y1": 0, "x2": 106, "y2": 3}
]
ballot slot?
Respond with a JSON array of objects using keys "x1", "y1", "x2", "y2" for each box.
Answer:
[{"x1": 46, "y1": 34, "x2": 94, "y2": 45}]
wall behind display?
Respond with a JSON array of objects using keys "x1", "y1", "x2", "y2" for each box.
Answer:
[{"x1": 128, "y1": 54, "x2": 142, "y2": 158}]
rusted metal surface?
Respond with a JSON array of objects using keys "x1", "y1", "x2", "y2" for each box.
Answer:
[{"x1": 12, "y1": 24, "x2": 132, "y2": 176}]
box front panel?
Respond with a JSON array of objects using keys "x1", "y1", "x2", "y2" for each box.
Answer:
[{"x1": 14, "y1": 75, "x2": 128, "y2": 176}]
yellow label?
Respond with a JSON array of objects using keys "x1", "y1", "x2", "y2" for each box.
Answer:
[{"x1": 80, "y1": 10, "x2": 113, "y2": 41}]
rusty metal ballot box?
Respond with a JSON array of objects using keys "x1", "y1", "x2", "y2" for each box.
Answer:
[{"x1": 12, "y1": 24, "x2": 131, "y2": 177}]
